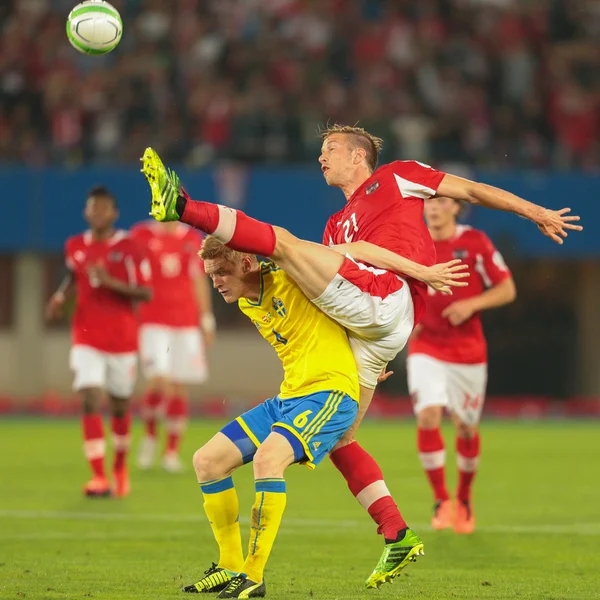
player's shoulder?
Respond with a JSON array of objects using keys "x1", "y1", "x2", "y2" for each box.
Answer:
[
  {"x1": 455, "y1": 224, "x2": 492, "y2": 247},
  {"x1": 129, "y1": 220, "x2": 154, "y2": 239},
  {"x1": 65, "y1": 231, "x2": 88, "y2": 252},
  {"x1": 385, "y1": 159, "x2": 437, "y2": 174}
]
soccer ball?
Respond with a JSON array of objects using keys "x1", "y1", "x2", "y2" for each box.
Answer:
[{"x1": 66, "y1": 1, "x2": 123, "y2": 55}]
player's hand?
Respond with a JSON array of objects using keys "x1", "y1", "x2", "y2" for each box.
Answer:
[
  {"x1": 45, "y1": 293, "x2": 65, "y2": 321},
  {"x1": 422, "y1": 259, "x2": 469, "y2": 295},
  {"x1": 87, "y1": 263, "x2": 113, "y2": 288},
  {"x1": 442, "y1": 298, "x2": 476, "y2": 326},
  {"x1": 377, "y1": 367, "x2": 394, "y2": 384},
  {"x1": 536, "y1": 208, "x2": 582, "y2": 244}
]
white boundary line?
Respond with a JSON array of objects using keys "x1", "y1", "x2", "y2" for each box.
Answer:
[{"x1": 0, "y1": 510, "x2": 599, "y2": 536}]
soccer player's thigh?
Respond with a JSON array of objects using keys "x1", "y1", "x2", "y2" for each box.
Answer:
[
  {"x1": 139, "y1": 325, "x2": 172, "y2": 381},
  {"x1": 446, "y1": 363, "x2": 487, "y2": 428},
  {"x1": 274, "y1": 391, "x2": 359, "y2": 468},
  {"x1": 192, "y1": 431, "x2": 246, "y2": 481},
  {"x1": 270, "y1": 227, "x2": 345, "y2": 300},
  {"x1": 105, "y1": 352, "x2": 138, "y2": 399},
  {"x1": 70, "y1": 345, "x2": 107, "y2": 391},
  {"x1": 171, "y1": 327, "x2": 208, "y2": 385},
  {"x1": 407, "y1": 354, "x2": 451, "y2": 423},
  {"x1": 219, "y1": 400, "x2": 281, "y2": 466}
]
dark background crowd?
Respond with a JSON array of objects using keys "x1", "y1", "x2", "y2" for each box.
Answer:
[{"x1": 0, "y1": 0, "x2": 598, "y2": 169}]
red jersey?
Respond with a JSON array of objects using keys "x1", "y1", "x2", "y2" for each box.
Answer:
[
  {"x1": 408, "y1": 225, "x2": 512, "y2": 364},
  {"x1": 65, "y1": 230, "x2": 146, "y2": 353},
  {"x1": 323, "y1": 160, "x2": 445, "y2": 325},
  {"x1": 131, "y1": 221, "x2": 203, "y2": 328}
]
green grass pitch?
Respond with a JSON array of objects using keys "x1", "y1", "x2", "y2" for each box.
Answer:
[{"x1": 1, "y1": 419, "x2": 599, "y2": 599}]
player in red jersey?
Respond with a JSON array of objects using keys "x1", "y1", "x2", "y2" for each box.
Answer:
[
  {"x1": 408, "y1": 197, "x2": 516, "y2": 534},
  {"x1": 141, "y1": 132, "x2": 580, "y2": 588},
  {"x1": 130, "y1": 221, "x2": 216, "y2": 473},
  {"x1": 46, "y1": 186, "x2": 151, "y2": 498}
]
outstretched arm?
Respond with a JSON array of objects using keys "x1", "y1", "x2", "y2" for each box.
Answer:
[
  {"x1": 436, "y1": 174, "x2": 582, "y2": 244},
  {"x1": 330, "y1": 241, "x2": 469, "y2": 295}
]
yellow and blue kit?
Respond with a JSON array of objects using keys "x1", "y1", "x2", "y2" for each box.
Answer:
[{"x1": 221, "y1": 261, "x2": 359, "y2": 468}]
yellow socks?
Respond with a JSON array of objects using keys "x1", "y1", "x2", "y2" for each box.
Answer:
[
  {"x1": 242, "y1": 478, "x2": 287, "y2": 583},
  {"x1": 200, "y1": 476, "x2": 244, "y2": 572}
]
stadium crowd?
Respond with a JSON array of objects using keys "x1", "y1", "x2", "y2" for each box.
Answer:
[{"x1": 0, "y1": 0, "x2": 598, "y2": 169}]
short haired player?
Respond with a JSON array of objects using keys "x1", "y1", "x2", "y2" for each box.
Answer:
[
  {"x1": 181, "y1": 237, "x2": 364, "y2": 598},
  {"x1": 140, "y1": 130, "x2": 580, "y2": 583},
  {"x1": 131, "y1": 220, "x2": 216, "y2": 473},
  {"x1": 408, "y1": 197, "x2": 516, "y2": 534},
  {"x1": 46, "y1": 186, "x2": 151, "y2": 497}
]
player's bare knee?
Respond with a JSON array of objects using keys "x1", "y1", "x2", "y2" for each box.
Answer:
[
  {"x1": 456, "y1": 421, "x2": 478, "y2": 439},
  {"x1": 193, "y1": 446, "x2": 225, "y2": 481},
  {"x1": 109, "y1": 395, "x2": 129, "y2": 417},
  {"x1": 80, "y1": 388, "x2": 102, "y2": 414},
  {"x1": 417, "y1": 406, "x2": 443, "y2": 429},
  {"x1": 252, "y1": 446, "x2": 280, "y2": 479}
]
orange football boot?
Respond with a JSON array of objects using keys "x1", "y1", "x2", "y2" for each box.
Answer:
[
  {"x1": 83, "y1": 476, "x2": 111, "y2": 497},
  {"x1": 431, "y1": 499, "x2": 453, "y2": 530},
  {"x1": 113, "y1": 467, "x2": 130, "y2": 498},
  {"x1": 454, "y1": 500, "x2": 475, "y2": 534}
]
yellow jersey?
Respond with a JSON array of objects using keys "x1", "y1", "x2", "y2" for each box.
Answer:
[{"x1": 238, "y1": 262, "x2": 359, "y2": 402}]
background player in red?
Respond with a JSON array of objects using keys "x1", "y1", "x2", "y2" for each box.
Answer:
[
  {"x1": 46, "y1": 186, "x2": 151, "y2": 498},
  {"x1": 408, "y1": 197, "x2": 516, "y2": 534},
  {"x1": 131, "y1": 221, "x2": 216, "y2": 473}
]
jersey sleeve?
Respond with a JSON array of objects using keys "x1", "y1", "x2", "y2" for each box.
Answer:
[
  {"x1": 64, "y1": 237, "x2": 76, "y2": 270},
  {"x1": 474, "y1": 233, "x2": 512, "y2": 288},
  {"x1": 390, "y1": 160, "x2": 446, "y2": 200},
  {"x1": 124, "y1": 239, "x2": 152, "y2": 286}
]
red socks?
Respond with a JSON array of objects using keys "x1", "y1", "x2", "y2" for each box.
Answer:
[
  {"x1": 456, "y1": 434, "x2": 480, "y2": 503},
  {"x1": 82, "y1": 414, "x2": 106, "y2": 479},
  {"x1": 330, "y1": 442, "x2": 407, "y2": 540},
  {"x1": 111, "y1": 413, "x2": 132, "y2": 472},
  {"x1": 180, "y1": 192, "x2": 277, "y2": 257},
  {"x1": 165, "y1": 395, "x2": 188, "y2": 454},
  {"x1": 141, "y1": 390, "x2": 164, "y2": 438},
  {"x1": 417, "y1": 427, "x2": 450, "y2": 502}
]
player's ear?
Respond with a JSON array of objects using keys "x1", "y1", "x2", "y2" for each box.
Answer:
[{"x1": 353, "y1": 147, "x2": 366, "y2": 165}]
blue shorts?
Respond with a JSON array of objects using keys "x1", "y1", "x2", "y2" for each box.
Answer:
[{"x1": 221, "y1": 390, "x2": 358, "y2": 469}]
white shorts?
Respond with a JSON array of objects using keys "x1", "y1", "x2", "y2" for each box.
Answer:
[
  {"x1": 313, "y1": 258, "x2": 414, "y2": 389},
  {"x1": 70, "y1": 345, "x2": 137, "y2": 398},
  {"x1": 407, "y1": 353, "x2": 487, "y2": 426},
  {"x1": 139, "y1": 325, "x2": 208, "y2": 384}
]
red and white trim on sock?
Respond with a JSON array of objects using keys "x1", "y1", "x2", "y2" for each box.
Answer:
[
  {"x1": 330, "y1": 442, "x2": 407, "y2": 540},
  {"x1": 417, "y1": 427, "x2": 450, "y2": 502},
  {"x1": 111, "y1": 413, "x2": 132, "y2": 472},
  {"x1": 456, "y1": 433, "x2": 480, "y2": 503},
  {"x1": 180, "y1": 192, "x2": 277, "y2": 257},
  {"x1": 82, "y1": 414, "x2": 106, "y2": 479},
  {"x1": 140, "y1": 390, "x2": 164, "y2": 439},
  {"x1": 165, "y1": 395, "x2": 187, "y2": 455}
]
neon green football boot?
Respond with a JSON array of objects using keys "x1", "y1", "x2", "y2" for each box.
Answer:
[
  {"x1": 140, "y1": 147, "x2": 182, "y2": 222},
  {"x1": 365, "y1": 527, "x2": 425, "y2": 589}
]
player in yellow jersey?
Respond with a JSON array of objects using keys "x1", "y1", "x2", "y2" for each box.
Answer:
[{"x1": 181, "y1": 237, "x2": 419, "y2": 599}]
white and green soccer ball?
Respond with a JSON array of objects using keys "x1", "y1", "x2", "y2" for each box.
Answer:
[{"x1": 66, "y1": 1, "x2": 123, "y2": 55}]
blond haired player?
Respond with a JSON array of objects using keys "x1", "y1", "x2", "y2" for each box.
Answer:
[
  {"x1": 141, "y1": 132, "x2": 580, "y2": 588},
  {"x1": 181, "y1": 237, "x2": 364, "y2": 598}
]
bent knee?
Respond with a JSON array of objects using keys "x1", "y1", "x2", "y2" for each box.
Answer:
[
  {"x1": 417, "y1": 405, "x2": 443, "y2": 429},
  {"x1": 193, "y1": 447, "x2": 229, "y2": 482},
  {"x1": 455, "y1": 422, "x2": 479, "y2": 439}
]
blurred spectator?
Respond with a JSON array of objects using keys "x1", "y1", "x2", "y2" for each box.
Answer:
[{"x1": 0, "y1": 0, "x2": 597, "y2": 169}]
